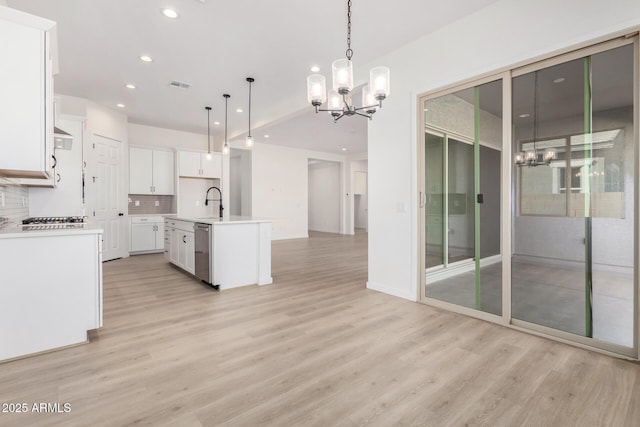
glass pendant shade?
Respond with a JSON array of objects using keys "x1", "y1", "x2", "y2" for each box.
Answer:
[
  {"x1": 222, "y1": 143, "x2": 229, "y2": 155},
  {"x1": 543, "y1": 148, "x2": 556, "y2": 163},
  {"x1": 525, "y1": 150, "x2": 537, "y2": 163},
  {"x1": 245, "y1": 135, "x2": 254, "y2": 148},
  {"x1": 515, "y1": 152, "x2": 526, "y2": 165},
  {"x1": 328, "y1": 89, "x2": 342, "y2": 113},
  {"x1": 362, "y1": 85, "x2": 377, "y2": 110},
  {"x1": 205, "y1": 152, "x2": 212, "y2": 160},
  {"x1": 307, "y1": 74, "x2": 327, "y2": 106},
  {"x1": 332, "y1": 59, "x2": 353, "y2": 93},
  {"x1": 370, "y1": 66, "x2": 390, "y2": 100}
]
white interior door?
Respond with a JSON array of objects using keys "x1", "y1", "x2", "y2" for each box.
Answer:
[{"x1": 88, "y1": 134, "x2": 127, "y2": 261}]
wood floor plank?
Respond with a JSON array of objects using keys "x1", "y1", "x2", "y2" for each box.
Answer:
[{"x1": 1, "y1": 230, "x2": 640, "y2": 426}]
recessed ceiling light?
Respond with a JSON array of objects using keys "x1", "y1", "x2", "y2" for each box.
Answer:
[
  {"x1": 263, "y1": 134, "x2": 270, "y2": 138},
  {"x1": 162, "y1": 8, "x2": 179, "y2": 19},
  {"x1": 236, "y1": 108, "x2": 243, "y2": 113},
  {"x1": 116, "y1": 103, "x2": 125, "y2": 108},
  {"x1": 310, "y1": 65, "x2": 320, "y2": 73},
  {"x1": 553, "y1": 77, "x2": 565, "y2": 84},
  {"x1": 213, "y1": 121, "x2": 220, "y2": 126},
  {"x1": 519, "y1": 113, "x2": 530, "y2": 118},
  {"x1": 139, "y1": 55, "x2": 153, "y2": 63},
  {"x1": 125, "y1": 83, "x2": 136, "y2": 89},
  {"x1": 341, "y1": 147, "x2": 347, "y2": 151}
]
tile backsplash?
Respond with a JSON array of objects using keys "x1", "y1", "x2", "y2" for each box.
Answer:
[
  {"x1": 128, "y1": 194, "x2": 175, "y2": 215},
  {"x1": 0, "y1": 177, "x2": 29, "y2": 228}
]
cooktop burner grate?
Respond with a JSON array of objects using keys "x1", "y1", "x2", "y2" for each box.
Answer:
[{"x1": 22, "y1": 216, "x2": 86, "y2": 225}]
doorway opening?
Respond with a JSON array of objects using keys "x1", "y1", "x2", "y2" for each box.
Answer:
[
  {"x1": 229, "y1": 148, "x2": 252, "y2": 217},
  {"x1": 308, "y1": 159, "x2": 341, "y2": 234}
]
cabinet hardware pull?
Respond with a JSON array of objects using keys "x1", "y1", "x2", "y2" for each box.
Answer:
[
  {"x1": 51, "y1": 154, "x2": 57, "y2": 169},
  {"x1": 183, "y1": 235, "x2": 187, "y2": 243},
  {"x1": 56, "y1": 173, "x2": 61, "y2": 183}
]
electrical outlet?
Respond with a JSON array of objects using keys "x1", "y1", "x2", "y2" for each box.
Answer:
[
  {"x1": 0, "y1": 191, "x2": 4, "y2": 207},
  {"x1": 195, "y1": 200, "x2": 200, "y2": 207},
  {"x1": 128, "y1": 197, "x2": 132, "y2": 203},
  {"x1": 155, "y1": 201, "x2": 160, "y2": 207},
  {"x1": 135, "y1": 200, "x2": 140, "y2": 206},
  {"x1": 22, "y1": 197, "x2": 28, "y2": 207}
]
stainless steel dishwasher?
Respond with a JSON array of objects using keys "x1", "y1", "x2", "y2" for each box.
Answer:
[{"x1": 194, "y1": 223, "x2": 216, "y2": 288}]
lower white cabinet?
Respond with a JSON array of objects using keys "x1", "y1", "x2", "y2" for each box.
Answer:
[
  {"x1": 165, "y1": 218, "x2": 194, "y2": 274},
  {"x1": 0, "y1": 230, "x2": 103, "y2": 362},
  {"x1": 130, "y1": 216, "x2": 165, "y2": 253}
]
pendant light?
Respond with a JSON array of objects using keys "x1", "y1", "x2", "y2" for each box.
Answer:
[
  {"x1": 306, "y1": 0, "x2": 390, "y2": 122},
  {"x1": 245, "y1": 77, "x2": 254, "y2": 148},
  {"x1": 515, "y1": 71, "x2": 556, "y2": 166},
  {"x1": 223, "y1": 94, "x2": 230, "y2": 155},
  {"x1": 205, "y1": 106, "x2": 212, "y2": 160}
]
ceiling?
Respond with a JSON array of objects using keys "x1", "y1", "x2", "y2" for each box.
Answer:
[{"x1": 6, "y1": 0, "x2": 502, "y2": 154}]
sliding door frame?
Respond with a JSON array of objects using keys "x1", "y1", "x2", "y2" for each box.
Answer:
[{"x1": 417, "y1": 35, "x2": 639, "y2": 359}]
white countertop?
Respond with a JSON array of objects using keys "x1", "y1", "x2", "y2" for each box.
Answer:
[
  {"x1": 0, "y1": 223, "x2": 103, "y2": 239},
  {"x1": 167, "y1": 215, "x2": 271, "y2": 225}
]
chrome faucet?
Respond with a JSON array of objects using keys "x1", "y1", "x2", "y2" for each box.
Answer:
[{"x1": 205, "y1": 186, "x2": 224, "y2": 218}]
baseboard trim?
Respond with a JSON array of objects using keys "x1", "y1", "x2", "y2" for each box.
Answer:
[{"x1": 367, "y1": 281, "x2": 416, "y2": 302}]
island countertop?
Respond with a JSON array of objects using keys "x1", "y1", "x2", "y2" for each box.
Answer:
[{"x1": 167, "y1": 215, "x2": 271, "y2": 225}]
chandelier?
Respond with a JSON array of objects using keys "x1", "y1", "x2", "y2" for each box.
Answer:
[
  {"x1": 306, "y1": 0, "x2": 390, "y2": 122},
  {"x1": 515, "y1": 70, "x2": 556, "y2": 166}
]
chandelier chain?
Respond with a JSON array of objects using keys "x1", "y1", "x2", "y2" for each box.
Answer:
[{"x1": 346, "y1": 0, "x2": 353, "y2": 60}]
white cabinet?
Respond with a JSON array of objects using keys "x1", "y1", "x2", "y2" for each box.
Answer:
[
  {"x1": 178, "y1": 151, "x2": 221, "y2": 179},
  {"x1": 0, "y1": 231, "x2": 103, "y2": 362},
  {"x1": 0, "y1": 9, "x2": 55, "y2": 178},
  {"x1": 130, "y1": 216, "x2": 165, "y2": 253},
  {"x1": 165, "y1": 218, "x2": 194, "y2": 274},
  {"x1": 129, "y1": 147, "x2": 174, "y2": 195}
]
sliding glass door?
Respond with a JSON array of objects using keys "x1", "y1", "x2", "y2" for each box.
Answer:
[
  {"x1": 421, "y1": 79, "x2": 502, "y2": 316},
  {"x1": 512, "y1": 42, "x2": 635, "y2": 349},
  {"x1": 419, "y1": 37, "x2": 637, "y2": 356}
]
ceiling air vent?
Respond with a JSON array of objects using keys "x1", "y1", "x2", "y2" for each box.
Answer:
[{"x1": 169, "y1": 80, "x2": 191, "y2": 90}]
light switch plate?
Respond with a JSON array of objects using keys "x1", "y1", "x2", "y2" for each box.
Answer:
[
  {"x1": 135, "y1": 200, "x2": 140, "y2": 206},
  {"x1": 155, "y1": 201, "x2": 160, "y2": 207}
]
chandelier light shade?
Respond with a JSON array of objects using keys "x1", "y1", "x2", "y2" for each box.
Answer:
[
  {"x1": 305, "y1": 0, "x2": 390, "y2": 122},
  {"x1": 205, "y1": 106, "x2": 213, "y2": 160},
  {"x1": 332, "y1": 59, "x2": 353, "y2": 93},
  {"x1": 307, "y1": 74, "x2": 327, "y2": 106},
  {"x1": 370, "y1": 66, "x2": 390, "y2": 100},
  {"x1": 362, "y1": 86, "x2": 377, "y2": 115},
  {"x1": 223, "y1": 94, "x2": 230, "y2": 155},
  {"x1": 515, "y1": 70, "x2": 557, "y2": 167},
  {"x1": 245, "y1": 77, "x2": 254, "y2": 148}
]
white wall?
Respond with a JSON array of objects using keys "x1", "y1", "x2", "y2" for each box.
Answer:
[
  {"x1": 128, "y1": 122, "x2": 217, "y2": 151},
  {"x1": 251, "y1": 142, "x2": 347, "y2": 240},
  {"x1": 364, "y1": 0, "x2": 640, "y2": 301},
  {"x1": 308, "y1": 160, "x2": 341, "y2": 233},
  {"x1": 351, "y1": 160, "x2": 368, "y2": 230}
]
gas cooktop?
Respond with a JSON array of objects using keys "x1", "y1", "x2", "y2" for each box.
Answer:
[
  {"x1": 20, "y1": 216, "x2": 87, "y2": 231},
  {"x1": 22, "y1": 216, "x2": 86, "y2": 225}
]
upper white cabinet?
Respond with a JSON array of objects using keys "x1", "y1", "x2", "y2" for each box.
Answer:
[
  {"x1": 178, "y1": 151, "x2": 221, "y2": 179},
  {"x1": 129, "y1": 147, "x2": 174, "y2": 195},
  {"x1": 0, "y1": 8, "x2": 56, "y2": 178}
]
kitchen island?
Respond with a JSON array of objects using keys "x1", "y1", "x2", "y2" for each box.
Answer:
[
  {"x1": 0, "y1": 224, "x2": 103, "y2": 362},
  {"x1": 164, "y1": 216, "x2": 272, "y2": 290}
]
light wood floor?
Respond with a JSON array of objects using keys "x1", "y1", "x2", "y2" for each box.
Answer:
[{"x1": 1, "y1": 230, "x2": 640, "y2": 426}]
